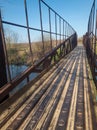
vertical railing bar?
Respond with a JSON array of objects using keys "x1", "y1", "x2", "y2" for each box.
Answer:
[
  {"x1": 65, "y1": 22, "x2": 67, "y2": 40},
  {"x1": 70, "y1": 26, "x2": 71, "y2": 36},
  {"x1": 69, "y1": 25, "x2": 70, "y2": 37},
  {"x1": 39, "y1": 0, "x2": 45, "y2": 55},
  {"x1": 88, "y1": 16, "x2": 90, "y2": 33},
  {"x1": 90, "y1": 9, "x2": 93, "y2": 33},
  {"x1": 59, "y1": 17, "x2": 61, "y2": 55},
  {"x1": 49, "y1": 7, "x2": 52, "y2": 50},
  {"x1": 90, "y1": 9, "x2": 93, "y2": 51},
  {"x1": 69, "y1": 25, "x2": 71, "y2": 37},
  {"x1": 67, "y1": 23, "x2": 68, "y2": 38},
  {"x1": 27, "y1": 76, "x2": 29, "y2": 83},
  {"x1": 70, "y1": 28, "x2": 72, "y2": 35},
  {"x1": 63, "y1": 20, "x2": 64, "y2": 41},
  {"x1": 67, "y1": 23, "x2": 69, "y2": 38},
  {"x1": 24, "y1": 0, "x2": 34, "y2": 64},
  {"x1": 68, "y1": 25, "x2": 70, "y2": 37},
  {"x1": 70, "y1": 27, "x2": 71, "y2": 37},
  {"x1": 70, "y1": 28, "x2": 72, "y2": 36},
  {"x1": 94, "y1": 10, "x2": 97, "y2": 62},
  {"x1": 59, "y1": 17, "x2": 61, "y2": 43},
  {"x1": 0, "y1": 10, "x2": 11, "y2": 82},
  {"x1": 89, "y1": 3, "x2": 94, "y2": 59},
  {"x1": 68, "y1": 23, "x2": 70, "y2": 38},
  {"x1": 95, "y1": 10, "x2": 97, "y2": 57},
  {"x1": 90, "y1": 16, "x2": 92, "y2": 33},
  {"x1": 89, "y1": 16, "x2": 90, "y2": 33},
  {"x1": 55, "y1": 13, "x2": 57, "y2": 46},
  {"x1": 92, "y1": 3, "x2": 95, "y2": 53},
  {"x1": 95, "y1": 10, "x2": 97, "y2": 55},
  {"x1": 92, "y1": 0, "x2": 96, "y2": 78}
]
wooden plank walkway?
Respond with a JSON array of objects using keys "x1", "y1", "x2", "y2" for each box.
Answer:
[{"x1": 0, "y1": 45, "x2": 97, "y2": 130}]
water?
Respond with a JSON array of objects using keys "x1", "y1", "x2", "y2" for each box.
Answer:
[
  {"x1": 10, "y1": 65, "x2": 28, "y2": 79},
  {"x1": 95, "y1": 68, "x2": 97, "y2": 80},
  {"x1": 9, "y1": 65, "x2": 38, "y2": 95}
]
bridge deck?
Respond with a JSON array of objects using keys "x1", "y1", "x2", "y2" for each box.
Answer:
[{"x1": 0, "y1": 45, "x2": 96, "y2": 130}]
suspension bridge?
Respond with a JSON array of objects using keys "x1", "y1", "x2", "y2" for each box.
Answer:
[{"x1": 0, "y1": 0, "x2": 97, "y2": 130}]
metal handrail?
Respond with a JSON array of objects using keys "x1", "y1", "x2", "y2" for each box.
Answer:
[
  {"x1": 0, "y1": 33, "x2": 77, "y2": 102},
  {"x1": 0, "y1": 0, "x2": 77, "y2": 102},
  {"x1": 83, "y1": 0, "x2": 97, "y2": 88}
]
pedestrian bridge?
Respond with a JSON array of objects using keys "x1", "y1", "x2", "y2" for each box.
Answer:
[
  {"x1": 0, "y1": 45, "x2": 97, "y2": 130},
  {"x1": 0, "y1": 0, "x2": 97, "y2": 130}
]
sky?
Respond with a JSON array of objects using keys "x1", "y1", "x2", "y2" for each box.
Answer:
[
  {"x1": 0, "y1": 0, "x2": 96, "y2": 41},
  {"x1": 43, "y1": 0, "x2": 95, "y2": 37}
]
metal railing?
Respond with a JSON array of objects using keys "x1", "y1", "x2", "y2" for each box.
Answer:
[
  {"x1": 0, "y1": 0, "x2": 77, "y2": 102},
  {"x1": 83, "y1": 0, "x2": 97, "y2": 88}
]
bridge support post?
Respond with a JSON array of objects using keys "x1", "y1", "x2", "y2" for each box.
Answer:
[
  {"x1": 0, "y1": 10, "x2": 7, "y2": 88},
  {"x1": 0, "y1": 28, "x2": 7, "y2": 88},
  {"x1": 0, "y1": 11, "x2": 8, "y2": 103}
]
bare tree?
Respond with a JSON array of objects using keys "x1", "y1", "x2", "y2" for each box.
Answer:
[{"x1": 4, "y1": 28, "x2": 19, "y2": 64}]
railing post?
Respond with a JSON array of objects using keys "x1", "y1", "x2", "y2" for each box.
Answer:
[
  {"x1": 0, "y1": 10, "x2": 7, "y2": 88},
  {"x1": 94, "y1": 10, "x2": 97, "y2": 85},
  {"x1": 24, "y1": 0, "x2": 34, "y2": 64},
  {"x1": 94, "y1": 10, "x2": 97, "y2": 57},
  {"x1": 59, "y1": 17, "x2": 61, "y2": 44},
  {"x1": 39, "y1": 0, "x2": 45, "y2": 55},
  {"x1": 49, "y1": 8, "x2": 52, "y2": 50},
  {"x1": 63, "y1": 20, "x2": 64, "y2": 41},
  {"x1": 0, "y1": 10, "x2": 10, "y2": 103},
  {"x1": 55, "y1": 13, "x2": 57, "y2": 46}
]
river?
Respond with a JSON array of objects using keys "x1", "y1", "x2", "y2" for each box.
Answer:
[{"x1": 9, "y1": 65, "x2": 38, "y2": 95}]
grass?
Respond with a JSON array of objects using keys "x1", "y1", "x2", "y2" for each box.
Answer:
[
  {"x1": 6, "y1": 41, "x2": 57, "y2": 65},
  {"x1": 51, "y1": 48, "x2": 62, "y2": 64}
]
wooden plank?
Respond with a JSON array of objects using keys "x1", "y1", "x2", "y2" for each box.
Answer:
[
  {"x1": 20, "y1": 49, "x2": 75, "y2": 129},
  {"x1": 34, "y1": 50, "x2": 77, "y2": 130},
  {"x1": 74, "y1": 48, "x2": 85, "y2": 130},
  {"x1": 53, "y1": 48, "x2": 80, "y2": 130},
  {"x1": 0, "y1": 57, "x2": 67, "y2": 128},
  {"x1": 0, "y1": 49, "x2": 74, "y2": 130},
  {"x1": 66, "y1": 49, "x2": 81, "y2": 130}
]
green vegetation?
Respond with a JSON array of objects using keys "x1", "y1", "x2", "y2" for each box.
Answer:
[
  {"x1": 6, "y1": 44, "x2": 31, "y2": 65},
  {"x1": 51, "y1": 48, "x2": 63, "y2": 64}
]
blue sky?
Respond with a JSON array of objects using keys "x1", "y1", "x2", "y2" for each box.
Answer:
[
  {"x1": 44, "y1": 0, "x2": 95, "y2": 37},
  {"x1": 0, "y1": 0, "x2": 95, "y2": 40}
]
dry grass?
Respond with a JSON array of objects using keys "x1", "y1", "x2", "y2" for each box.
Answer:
[{"x1": 6, "y1": 41, "x2": 57, "y2": 65}]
